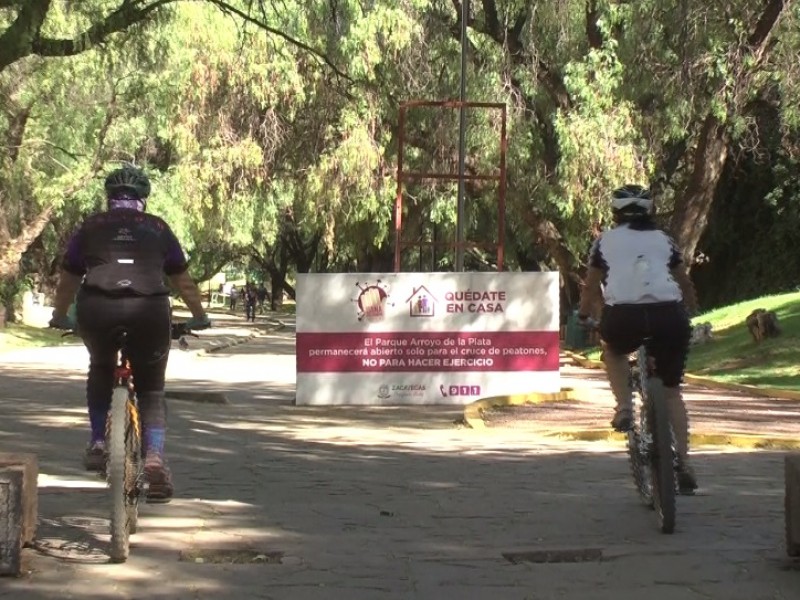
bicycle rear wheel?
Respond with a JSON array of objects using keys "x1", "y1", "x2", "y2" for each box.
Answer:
[
  {"x1": 627, "y1": 347, "x2": 653, "y2": 508},
  {"x1": 107, "y1": 387, "x2": 138, "y2": 562},
  {"x1": 646, "y1": 377, "x2": 676, "y2": 534},
  {"x1": 627, "y1": 405, "x2": 654, "y2": 508}
]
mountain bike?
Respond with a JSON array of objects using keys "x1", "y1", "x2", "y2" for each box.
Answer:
[
  {"x1": 107, "y1": 322, "x2": 199, "y2": 562},
  {"x1": 584, "y1": 319, "x2": 677, "y2": 534},
  {"x1": 66, "y1": 322, "x2": 198, "y2": 562},
  {"x1": 625, "y1": 343, "x2": 677, "y2": 534}
]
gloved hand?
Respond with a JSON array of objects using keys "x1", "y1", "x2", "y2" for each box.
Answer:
[
  {"x1": 186, "y1": 314, "x2": 211, "y2": 330},
  {"x1": 49, "y1": 313, "x2": 77, "y2": 330}
]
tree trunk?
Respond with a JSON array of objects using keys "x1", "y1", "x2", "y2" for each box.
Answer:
[
  {"x1": 669, "y1": 0, "x2": 788, "y2": 266},
  {"x1": 0, "y1": 204, "x2": 55, "y2": 326},
  {"x1": 0, "y1": 0, "x2": 50, "y2": 73},
  {"x1": 0, "y1": 205, "x2": 54, "y2": 280},
  {"x1": 669, "y1": 115, "x2": 729, "y2": 265},
  {"x1": 1, "y1": 293, "x2": 13, "y2": 326},
  {"x1": 518, "y1": 208, "x2": 579, "y2": 278}
]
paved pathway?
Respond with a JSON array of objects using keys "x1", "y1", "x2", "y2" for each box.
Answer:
[
  {"x1": 0, "y1": 318, "x2": 796, "y2": 598},
  {"x1": 485, "y1": 360, "x2": 800, "y2": 441}
]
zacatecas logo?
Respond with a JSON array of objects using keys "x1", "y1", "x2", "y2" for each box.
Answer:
[
  {"x1": 352, "y1": 279, "x2": 393, "y2": 322},
  {"x1": 378, "y1": 384, "x2": 426, "y2": 399}
]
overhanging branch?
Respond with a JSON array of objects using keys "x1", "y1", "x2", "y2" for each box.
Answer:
[
  {"x1": 746, "y1": 0, "x2": 788, "y2": 63},
  {"x1": 30, "y1": 0, "x2": 176, "y2": 58},
  {"x1": 3, "y1": 0, "x2": 352, "y2": 85}
]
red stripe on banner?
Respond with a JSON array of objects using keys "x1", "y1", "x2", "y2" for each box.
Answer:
[{"x1": 296, "y1": 331, "x2": 560, "y2": 372}]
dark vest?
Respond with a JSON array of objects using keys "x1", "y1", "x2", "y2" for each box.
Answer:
[{"x1": 76, "y1": 210, "x2": 182, "y2": 296}]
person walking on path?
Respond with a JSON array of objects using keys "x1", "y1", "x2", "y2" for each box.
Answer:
[
  {"x1": 245, "y1": 283, "x2": 258, "y2": 322},
  {"x1": 229, "y1": 284, "x2": 239, "y2": 312},
  {"x1": 257, "y1": 283, "x2": 268, "y2": 314}
]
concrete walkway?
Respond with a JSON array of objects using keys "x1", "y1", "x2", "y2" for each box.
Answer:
[
  {"x1": 0, "y1": 319, "x2": 796, "y2": 598},
  {"x1": 483, "y1": 359, "x2": 800, "y2": 444}
]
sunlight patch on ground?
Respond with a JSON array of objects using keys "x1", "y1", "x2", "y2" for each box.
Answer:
[
  {"x1": 39, "y1": 473, "x2": 106, "y2": 489},
  {"x1": 134, "y1": 517, "x2": 208, "y2": 530},
  {"x1": 18, "y1": 414, "x2": 84, "y2": 428},
  {"x1": 195, "y1": 498, "x2": 258, "y2": 509}
]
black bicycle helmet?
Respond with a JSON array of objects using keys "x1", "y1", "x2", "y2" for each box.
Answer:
[
  {"x1": 611, "y1": 184, "x2": 653, "y2": 216},
  {"x1": 104, "y1": 165, "x2": 151, "y2": 200}
]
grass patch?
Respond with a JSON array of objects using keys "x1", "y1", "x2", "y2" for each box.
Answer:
[
  {"x1": 276, "y1": 300, "x2": 296, "y2": 315},
  {"x1": 585, "y1": 347, "x2": 602, "y2": 361},
  {"x1": 571, "y1": 291, "x2": 800, "y2": 391},
  {"x1": 688, "y1": 291, "x2": 800, "y2": 390},
  {"x1": 0, "y1": 323, "x2": 77, "y2": 352}
]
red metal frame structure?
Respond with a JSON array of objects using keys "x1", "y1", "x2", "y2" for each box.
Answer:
[{"x1": 393, "y1": 100, "x2": 507, "y2": 272}]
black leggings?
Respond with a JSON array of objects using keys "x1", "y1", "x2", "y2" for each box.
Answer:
[
  {"x1": 600, "y1": 302, "x2": 691, "y2": 387},
  {"x1": 76, "y1": 290, "x2": 171, "y2": 425}
]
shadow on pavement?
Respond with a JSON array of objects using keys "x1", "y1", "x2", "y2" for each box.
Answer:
[{"x1": 0, "y1": 364, "x2": 797, "y2": 598}]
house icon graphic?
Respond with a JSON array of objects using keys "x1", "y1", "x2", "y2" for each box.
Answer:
[{"x1": 406, "y1": 286, "x2": 436, "y2": 317}]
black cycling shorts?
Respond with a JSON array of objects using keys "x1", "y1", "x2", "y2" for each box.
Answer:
[
  {"x1": 600, "y1": 301, "x2": 691, "y2": 387},
  {"x1": 76, "y1": 290, "x2": 171, "y2": 400}
]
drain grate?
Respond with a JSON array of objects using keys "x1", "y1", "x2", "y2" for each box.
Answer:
[
  {"x1": 503, "y1": 548, "x2": 603, "y2": 564},
  {"x1": 179, "y1": 548, "x2": 284, "y2": 564}
]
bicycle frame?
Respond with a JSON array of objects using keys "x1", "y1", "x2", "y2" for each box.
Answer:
[
  {"x1": 113, "y1": 342, "x2": 141, "y2": 458},
  {"x1": 630, "y1": 344, "x2": 678, "y2": 462},
  {"x1": 115, "y1": 347, "x2": 134, "y2": 396}
]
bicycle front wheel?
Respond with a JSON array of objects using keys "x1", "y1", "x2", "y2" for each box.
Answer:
[
  {"x1": 107, "y1": 387, "x2": 135, "y2": 562},
  {"x1": 646, "y1": 377, "x2": 676, "y2": 534}
]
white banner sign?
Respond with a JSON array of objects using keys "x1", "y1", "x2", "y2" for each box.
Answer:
[{"x1": 295, "y1": 272, "x2": 560, "y2": 405}]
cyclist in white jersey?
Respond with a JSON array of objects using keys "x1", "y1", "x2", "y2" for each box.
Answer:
[{"x1": 578, "y1": 184, "x2": 699, "y2": 493}]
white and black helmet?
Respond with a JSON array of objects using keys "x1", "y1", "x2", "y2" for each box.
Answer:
[{"x1": 611, "y1": 184, "x2": 653, "y2": 216}]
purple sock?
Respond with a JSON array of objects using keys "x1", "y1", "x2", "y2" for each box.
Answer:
[
  {"x1": 144, "y1": 427, "x2": 166, "y2": 456},
  {"x1": 89, "y1": 406, "x2": 107, "y2": 443}
]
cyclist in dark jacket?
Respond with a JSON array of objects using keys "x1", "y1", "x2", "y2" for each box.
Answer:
[
  {"x1": 49, "y1": 165, "x2": 210, "y2": 502},
  {"x1": 578, "y1": 184, "x2": 699, "y2": 493}
]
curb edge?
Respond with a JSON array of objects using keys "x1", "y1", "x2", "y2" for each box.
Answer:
[
  {"x1": 563, "y1": 350, "x2": 800, "y2": 403},
  {"x1": 544, "y1": 428, "x2": 800, "y2": 450},
  {"x1": 463, "y1": 388, "x2": 580, "y2": 429},
  {"x1": 194, "y1": 333, "x2": 256, "y2": 356}
]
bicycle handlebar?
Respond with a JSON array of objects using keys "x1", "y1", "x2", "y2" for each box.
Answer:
[
  {"x1": 171, "y1": 322, "x2": 200, "y2": 340},
  {"x1": 59, "y1": 323, "x2": 201, "y2": 340}
]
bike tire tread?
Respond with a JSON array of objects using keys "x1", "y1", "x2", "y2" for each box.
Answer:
[
  {"x1": 108, "y1": 388, "x2": 131, "y2": 562},
  {"x1": 647, "y1": 377, "x2": 677, "y2": 534}
]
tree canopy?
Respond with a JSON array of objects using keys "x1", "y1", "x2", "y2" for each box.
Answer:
[{"x1": 1, "y1": 0, "x2": 798, "y2": 318}]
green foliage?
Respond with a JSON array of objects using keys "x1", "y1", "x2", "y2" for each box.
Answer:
[
  {"x1": 0, "y1": 322, "x2": 78, "y2": 351},
  {"x1": 0, "y1": 0, "x2": 798, "y2": 314},
  {"x1": 687, "y1": 292, "x2": 800, "y2": 390},
  {"x1": 555, "y1": 44, "x2": 651, "y2": 254}
]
